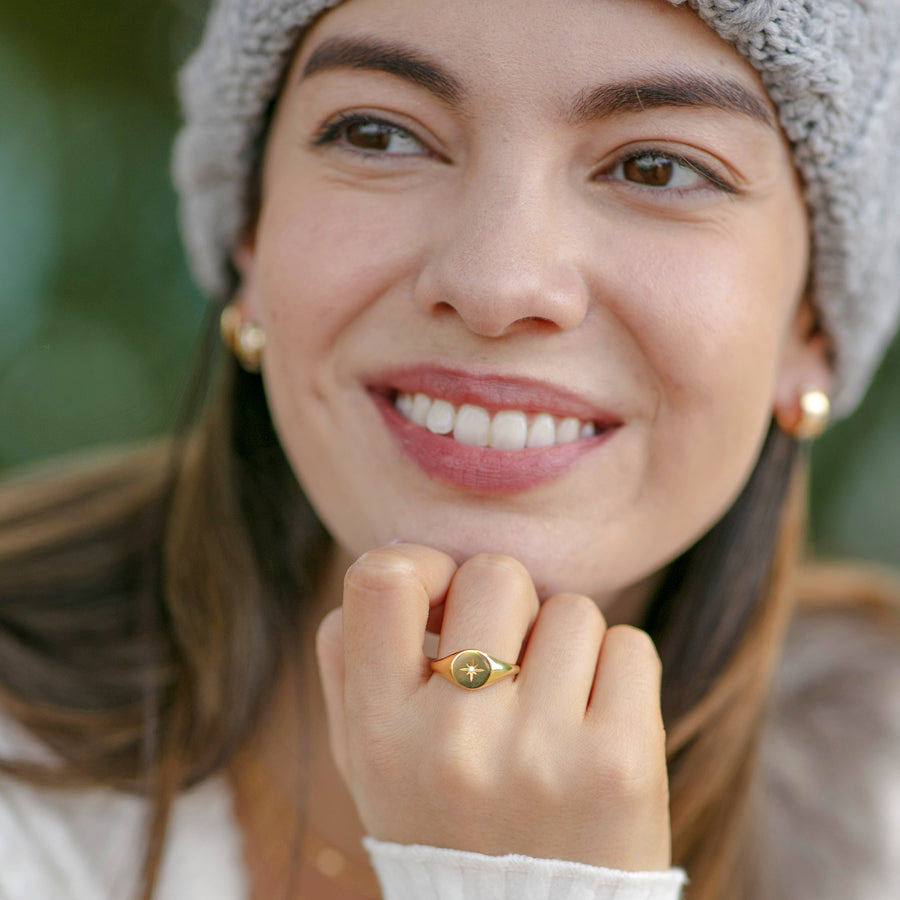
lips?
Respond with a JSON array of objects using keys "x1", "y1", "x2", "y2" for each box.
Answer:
[{"x1": 368, "y1": 366, "x2": 622, "y2": 493}]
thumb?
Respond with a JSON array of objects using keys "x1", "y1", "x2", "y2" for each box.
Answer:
[{"x1": 315, "y1": 607, "x2": 351, "y2": 781}]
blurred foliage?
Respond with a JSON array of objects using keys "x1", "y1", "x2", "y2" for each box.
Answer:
[
  {"x1": 0, "y1": 0, "x2": 896, "y2": 567},
  {"x1": 0, "y1": 0, "x2": 207, "y2": 463}
]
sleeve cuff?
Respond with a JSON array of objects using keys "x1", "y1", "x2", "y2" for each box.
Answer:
[{"x1": 364, "y1": 837, "x2": 687, "y2": 900}]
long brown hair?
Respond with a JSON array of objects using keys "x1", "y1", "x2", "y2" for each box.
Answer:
[{"x1": 0, "y1": 306, "x2": 860, "y2": 899}]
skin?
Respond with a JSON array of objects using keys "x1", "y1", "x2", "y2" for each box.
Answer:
[{"x1": 231, "y1": 0, "x2": 832, "y2": 889}]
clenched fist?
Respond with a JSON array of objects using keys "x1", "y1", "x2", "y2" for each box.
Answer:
[{"x1": 316, "y1": 543, "x2": 671, "y2": 871}]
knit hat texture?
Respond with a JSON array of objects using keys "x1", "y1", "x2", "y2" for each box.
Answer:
[{"x1": 174, "y1": 0, "x2": 900, "y2": 415}]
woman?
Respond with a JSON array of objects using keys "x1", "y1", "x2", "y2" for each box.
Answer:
[{"x1": 1, "y1": 0, "x2": 898, "y2": 898}]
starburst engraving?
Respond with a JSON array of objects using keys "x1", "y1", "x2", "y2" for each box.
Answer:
[{"x1": 461, "y1": 661, "x2": 486, "y2": 683}]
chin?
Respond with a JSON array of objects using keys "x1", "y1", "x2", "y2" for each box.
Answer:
[{"x1": 375, "y1": 520, "x2": 639, "y2": 602}]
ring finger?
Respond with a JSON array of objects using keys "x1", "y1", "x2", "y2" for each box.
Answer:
[{"x1": 434, "y1": 553, "x2": 539, "y2": 687}]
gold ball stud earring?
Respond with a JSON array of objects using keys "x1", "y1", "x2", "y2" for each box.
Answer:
[
  {"x1": 220, "y1": 304, "x2": 266, "y2": 373},
  {"x1": 778, "y1": 386, "x2": 831, "y2": 441}
]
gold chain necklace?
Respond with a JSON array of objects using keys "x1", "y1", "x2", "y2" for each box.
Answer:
[
  {"x1": 301, "y1": 826, "x2": 381, "y2": 897},
  {"x1": 231, "y1": 745, "x2": 381, "y2": 899}
]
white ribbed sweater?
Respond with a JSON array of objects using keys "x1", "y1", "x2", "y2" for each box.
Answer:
[{"x1": 0, "y1": 608, "x2": 897, "y2": 900}]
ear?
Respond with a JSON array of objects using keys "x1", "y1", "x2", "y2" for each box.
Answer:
[
  {"x1": 772, "y1": 299, "x2": 833, "y2": 431},
  {"x1": 231, "y1": 228, "x2": 262, "y2": 319}
]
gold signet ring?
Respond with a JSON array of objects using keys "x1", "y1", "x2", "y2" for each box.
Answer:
[{"x1": 430, "y1": 649, "x2": 520, "y2": 691}]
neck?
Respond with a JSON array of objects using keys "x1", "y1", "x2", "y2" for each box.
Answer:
[{"x1": 230, "y1": 545, "x2": 379, "y2": 899}]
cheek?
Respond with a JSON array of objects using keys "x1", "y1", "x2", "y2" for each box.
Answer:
[
  {"x1": 615, "y1": 211, "x2": 808, "y2": 416},
  {"x1": 253, "y1": 184, "x2": 425, "y2": 357},
  {"x1": 603, "y1": 200, "x2": 808, "y2": 529}
]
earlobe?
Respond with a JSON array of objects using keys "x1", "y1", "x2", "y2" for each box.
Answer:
[
  {"x1": 220, "y1": 228, "x2": 266, "y2": 372},
  {"x1": 220, "y1": 304, "x2": 266, "y2": 373},
  {"x1": 775, "y1": 386, "x2": 831, "y2": 440},
  {"x1": 772, "y1": 301, "x2": 833, "y2": 440}
]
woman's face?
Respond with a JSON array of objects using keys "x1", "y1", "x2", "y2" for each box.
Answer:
[{"x1": 237, "y1": 0, "x2": 826, "y2": 606}]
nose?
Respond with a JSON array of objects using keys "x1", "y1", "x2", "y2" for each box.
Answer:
[{"x1": 413, "y1": 171, "x2": 591, "y2": 338}]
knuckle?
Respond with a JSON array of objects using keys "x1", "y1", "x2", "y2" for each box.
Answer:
[
  {"x1": 343, "y1": 549, "x2": 418, "y2": 598},
  {"x1": 462, "y1": 552, "x2": 532, "y2": 583},
  {"x1": 348, "y1": 714, "x2": 410, "y2": 779},
  {"x1": 589, "y1": 717, "x2": 668, "y2": 802},
  {"x1": 508, "y1": 730, "x2": 565, "y2": 799},
  {"x1": 456, "y1": 554, "x2": 538, "y2": 617},
  {"x1": 428, "y1": 732, "x2": 494, "y2": 798},
  {"x1": 607, "y1": 624, "x2": 662, "y2": 672},
  {"x1": 348, "y1": 707, "x2": 392, "y2": 751},
  {"x1": 315, "y1": 608, "x2": 343, "y2": 655},
  {"x1": 543, "y1": 592, "x2": 606, "y2": 628},
  {"x1": 597, "y1": 750, "x2": 660, "y2": 800}
]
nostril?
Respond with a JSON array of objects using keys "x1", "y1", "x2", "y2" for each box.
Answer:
[{"x1": 414, "y1": 252, "x2": 590, "y2": 337}]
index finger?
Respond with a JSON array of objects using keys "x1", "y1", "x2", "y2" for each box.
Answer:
[{"x1": 342, "y1": 543, "x2": 458, "y2": 706}]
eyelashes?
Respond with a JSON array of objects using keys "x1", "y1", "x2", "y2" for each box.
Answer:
[
  {"x1": 311, "y1": 113, "x2": 428, "y2": 156},
  {"x1": 311, "y1": 112, "x2": 737, "y2": 195},
  {"x1": 603, "y1": 150, "x2": 737, "y2": 195}
]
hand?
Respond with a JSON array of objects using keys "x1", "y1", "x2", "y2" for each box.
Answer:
[{"x1": 316, "y1": 543, "x2": 671, "y2": 871}]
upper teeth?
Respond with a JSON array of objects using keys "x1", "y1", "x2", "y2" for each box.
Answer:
[{"x1": 395, "y1": 392, "x2": 596, "y2": 450}]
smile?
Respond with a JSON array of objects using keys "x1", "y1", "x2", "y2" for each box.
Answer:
[
  {"x1": 368, "y1": 368, "x2": 622, "y2": 494},
  {"x1": 394, "y1": 392, "x2": 597, "y2": 450}
]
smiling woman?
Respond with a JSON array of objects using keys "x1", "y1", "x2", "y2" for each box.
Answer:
[
  {"x1": 1, "y1": 1, "x2": 899, "y2": 900},
  {"x1": 234, "y1": 0, "x2": 812, "y2": 603}
]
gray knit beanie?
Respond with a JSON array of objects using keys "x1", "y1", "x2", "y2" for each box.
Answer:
[{"x1": 173, "y1": 0, "x2": 900, "y2": 416}]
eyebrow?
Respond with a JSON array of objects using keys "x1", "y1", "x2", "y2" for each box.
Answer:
[
  {"x1": 302, "y1": 36, "x2": 777, "y2": 131},
  {"x1": 571, "y1": 73, "x2": 777, "y2": 129},
  {"x1": 301, "y1": 36, "x2": 465, "y2": 105}
]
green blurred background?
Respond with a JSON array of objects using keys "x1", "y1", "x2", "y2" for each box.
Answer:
[{"x1": 0, "y1": 0, "x2": 897, "y2": 567}]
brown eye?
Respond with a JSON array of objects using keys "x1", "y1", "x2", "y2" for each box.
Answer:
[
  {"x1": 340, "y1": 119, "x2": 424, "y2": 155},
  {"x1": 607, "y1": 151, "x2": 718, "y2": 192},
  {"x1": 345, "y1": 121, "x2": 393, "y2": 151},
  {"x1": 623, "y1": 153, "x2": 675, "y2": 186}
]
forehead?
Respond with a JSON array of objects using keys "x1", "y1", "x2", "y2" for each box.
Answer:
[{"x1": 294, "y1": 0, "x2": 772, "y2": 109}]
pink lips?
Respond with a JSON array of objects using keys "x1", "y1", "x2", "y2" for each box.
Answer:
[{"x1": 369, "y1": 366, "x2": 622, "y2": 494}]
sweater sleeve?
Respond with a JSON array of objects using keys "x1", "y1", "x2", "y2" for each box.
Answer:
[{"x1": 364, "y1": 838, "x2": 687, "y2": 900}]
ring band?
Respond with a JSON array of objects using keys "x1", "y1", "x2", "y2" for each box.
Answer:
[{"x1": 429, "y1": 649, "x2": 520, "y2": 691}]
